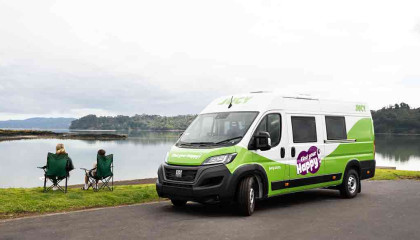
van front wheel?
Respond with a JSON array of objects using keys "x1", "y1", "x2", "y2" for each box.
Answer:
[
  {"x1": 237, "y1": 176, "x2": 256, "y2": 216},
  {"x1": 340, "y1": 169, "x2": 359, "y2": 198}
]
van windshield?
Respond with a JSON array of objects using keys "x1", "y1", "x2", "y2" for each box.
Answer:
[{"x1": 177, "y1": 112, "x2": 258, "y2": 147}]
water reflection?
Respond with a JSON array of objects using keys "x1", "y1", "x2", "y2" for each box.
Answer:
[
  {"x1": 375, "y1": 134, "x2": 420, "y2": 162},
  {"x1": 375, "y1": 134, "x2": 420, "y2": 171},
  {"x1": 73, "y1": 131, "x2": 181, "y2": 145}
]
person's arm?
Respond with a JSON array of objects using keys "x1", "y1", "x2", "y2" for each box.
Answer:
[{"x1": 67, "y1": 157, "x2": 75, "y2": 171}]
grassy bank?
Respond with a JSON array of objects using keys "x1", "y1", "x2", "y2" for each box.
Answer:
[
  {"x1": 371, "y1": 169, "x2": 420, "y2": 180},
  {"x1": 0, "y1": 184, "x2": 159, "y2": 220}
]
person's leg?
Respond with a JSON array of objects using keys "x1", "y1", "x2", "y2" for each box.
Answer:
[
  {"x1": 83, "y1": 171, "x2": 91, "y2": 190},
  {"x1": 52, "y1": 178, "x2": 58, "y2": 191},
  {"x1": 92, "y1": 171, "x2": 98, "y2": 189}
]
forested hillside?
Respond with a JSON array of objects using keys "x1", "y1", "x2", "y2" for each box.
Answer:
[
  {"x1": 0, "y1": 118, "x2": 75, "y2": 129},
  {"x1": 371, "y1": 103, "x2": 420, "y2": 134},
  {"x1": 69, "y1": 114, "x2": 197, "y2": 130},
  {"x1": 69, "y1": 103, "x2": 420, "y2": 134}
]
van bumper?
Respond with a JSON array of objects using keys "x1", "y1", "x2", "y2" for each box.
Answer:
[
  {"x1": 360, "y1": 159, "x2": 376, "y2": 180},
  {"x1": 156, "y1": 163, "x2": 234, "y2": 203}
]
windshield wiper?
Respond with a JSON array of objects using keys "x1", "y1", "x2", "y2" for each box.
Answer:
[
  {"x1": 180, "y1": 141, "x2": 215, "y2": 146},
  {"x1": 214, "y1": 136, "x2": 243, "y2": 145},
  {"x1": 190, "y1": 142, "x2": 215, "y2": 145}
]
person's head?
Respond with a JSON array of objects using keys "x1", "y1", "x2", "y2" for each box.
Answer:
[
  {"x1": 98, "y1": 149, "x2": 106, "y2": 156},
  {"x1": 56, "y1": 143, "x2": 66, "y2": 154}
]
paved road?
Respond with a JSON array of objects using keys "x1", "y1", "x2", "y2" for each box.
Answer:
[{"x1": 1, "y1": 180, "x2": 419, "y2": 240}]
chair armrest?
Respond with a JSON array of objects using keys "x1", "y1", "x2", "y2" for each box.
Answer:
[
  {"x1": 37, "y1": 166, "x2": 46, "y2": 169},
  {"x1": 80, "y1": 168, "x2": 88, "y2": 171}
]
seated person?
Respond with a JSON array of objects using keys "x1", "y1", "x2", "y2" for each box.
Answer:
[
  {"x1": 52, "y1": 143, "x2": 74, "y2": 190},
  {"x1": 82, "y1": 149, "x2": 106, "y2": 190}
]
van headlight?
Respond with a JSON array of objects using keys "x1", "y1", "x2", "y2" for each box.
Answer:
[
  {"x1": 202, "y1": 153, "x2": 237, "y2": 165},
  {"x1": 164, "y1": 152, "x2": 169, "y2": 163}
]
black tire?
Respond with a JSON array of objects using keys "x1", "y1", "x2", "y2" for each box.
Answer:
[
  {"x1": 171, "y1": 199, "x2": 187, "y2": 207},
  {"x1": 340, "y1": 169, "x2": 360, "y2": 198},
  {"x1": 237, "y1": 176, "x2": 257, "y2": 216}
]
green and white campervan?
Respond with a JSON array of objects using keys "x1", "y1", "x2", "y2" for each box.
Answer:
[{"x1": 156, "y1": 92, "x2": 375, "y2": 215}]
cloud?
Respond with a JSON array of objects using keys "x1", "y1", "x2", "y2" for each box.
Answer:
[
  {"x1": 415, "y1": 22, "x2": 420, "y2": 34},
  {"x1": 0, "y1": 63, "x2": 220, "y2": 117},
  {"x1": 1, "y1": 0, "x2": 420, "y2": 120}
]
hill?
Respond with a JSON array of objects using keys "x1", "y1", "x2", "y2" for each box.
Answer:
[
  {"x1": 371, "y1": 103, "x2": 420, "y2": 134},
  {"x1": 69, "y1": 103, "x2": 420, "y2": 134},
  {"x1": 69, "y1": 114, "x2": 196, "y2": 131},
  {"x1": 0, "y1": 117, "x2": 76, "y2": 129}
]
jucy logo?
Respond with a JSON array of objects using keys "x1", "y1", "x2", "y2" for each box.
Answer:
[
  {"x1": 297, "y1": 146, "x2": 321, "y2": 175},
  {"x1": 356, "y1": 104, "x2": 366, "y2": 112},
  {"x1": 218, "y1": 96, "x2": 253, "y2": 105}
]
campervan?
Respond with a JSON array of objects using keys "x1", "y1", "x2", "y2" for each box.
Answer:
[{"x1": 156, "y1": 92, "x2": 375, "y2": 216}]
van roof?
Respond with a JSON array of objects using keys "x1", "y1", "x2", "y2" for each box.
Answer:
[{"x1": 200, "y1": 92, "x2": 371, "y2": 116}]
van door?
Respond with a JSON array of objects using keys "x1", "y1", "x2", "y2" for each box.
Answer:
[
  {"x1": 284, "y1": 114, "x2": 326, "y2": 192},
  {"x1": 323, "y1": 115, "x2": 353, "y2": 182},
  {"x1": 250, "y1": 112, "x2": 288, "y2": 196}
]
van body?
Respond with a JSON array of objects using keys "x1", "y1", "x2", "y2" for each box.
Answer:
[{"x1": 156, "y1": 92, "x2": 375, "y2": 215}]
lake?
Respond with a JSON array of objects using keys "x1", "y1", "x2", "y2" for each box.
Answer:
[{"x1": 0, "y1": 133, "x2": 419, "y2": 188}]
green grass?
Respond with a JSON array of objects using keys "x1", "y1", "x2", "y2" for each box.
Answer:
[
  {"x1": 372, "y1": 169, "x2": 420, "y2": 180},
  {"x1": 1, "y1": 170, "x2": 418, "y2": 220},
  {"x1": 0, "y1": 184, "x2": 159, "y2": 219}
]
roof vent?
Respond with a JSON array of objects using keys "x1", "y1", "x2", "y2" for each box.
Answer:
[
  {"x1": 250, "y1": 91, "x2": 271, "y2": 94},
  {"x1": 283, "y1": 94, "x2": 318, "y2": 100}
]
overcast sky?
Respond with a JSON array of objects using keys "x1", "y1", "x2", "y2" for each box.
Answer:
[{"x1": 0, "y1": 0, "x2": 419, "y2": 120}]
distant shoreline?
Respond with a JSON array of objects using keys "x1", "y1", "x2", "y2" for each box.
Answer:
[
  {"x1": 375, "y1": 133, "x2": 420, "y2": 136},
  {"x1": 0, "y1": 129, "x2": 127, "y2": 142}
]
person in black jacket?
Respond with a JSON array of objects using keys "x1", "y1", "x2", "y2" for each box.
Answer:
[{"x1": 54, "y1": 144, "x2": 74, "y2": 189}]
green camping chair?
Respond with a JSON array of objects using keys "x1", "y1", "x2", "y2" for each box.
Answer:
[
  {"x1": 38, "y1": 153, "x2": 71, "y2": 193},
  {"x1": 81, "y1": 154, "x2": 114, "y2": 191}
]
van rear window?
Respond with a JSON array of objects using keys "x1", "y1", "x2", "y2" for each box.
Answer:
[
  {"x1": 291, "y1": 116, "x2": 317, "y2": 143},
  {"x1": 325, "y1": 116, "x2": 347, "y2": 140}
]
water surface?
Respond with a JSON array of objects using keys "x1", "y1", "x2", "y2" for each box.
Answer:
[
  {"x1": 0, "y1": 132, "x2": 178, "y2": 188},
  {"x1": 0, "y1": 133, "x2": 419, "y2": 188}
]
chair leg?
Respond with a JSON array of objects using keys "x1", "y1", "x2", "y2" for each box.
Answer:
[
  {"x1": 96, "y1": 177, "x2": 112, "y2": 191},
  {"x1": 65, "y1": 177, "x2": 68, "y2": 193},
  {"x1": 43, "y1": 175, "x2": 47, "y2": 192},
  {"x1": 112, "y1": 176, "x2": 114, "y2": 191}
]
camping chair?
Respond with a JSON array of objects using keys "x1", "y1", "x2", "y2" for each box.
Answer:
[
  {"x1": 38, "y1": 153, "x2": 70, "y2": 193},
  {"x1": 81, "y1": 154, "x2": 114, "y2": 191}
]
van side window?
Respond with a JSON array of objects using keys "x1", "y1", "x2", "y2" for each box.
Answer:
[
  {"x1": 291, "y1": 116, "x2": 317, "y2": 143},
  {"x1": 255, "y1": 114, "x2": 281, "y2": 147},
  {"x1": 325, "y1": 116, "x2": 347, "y2": 140}
]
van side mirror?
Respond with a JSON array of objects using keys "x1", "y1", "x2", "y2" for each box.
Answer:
[{"x1": 254, "y1": 131, "x2": 272, "y2": 151}]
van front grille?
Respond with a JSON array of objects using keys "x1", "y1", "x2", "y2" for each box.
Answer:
[{"x1": 164, "y1": 167, "x2": 197, "y2": 182}]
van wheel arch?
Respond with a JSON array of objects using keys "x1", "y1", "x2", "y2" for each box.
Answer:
[
  {"x1": 230, "y1": 165, "x2": 269, "y2": 200},
  {"x1": 345, "y1": 159, "x2": 361, "y2": 176}
]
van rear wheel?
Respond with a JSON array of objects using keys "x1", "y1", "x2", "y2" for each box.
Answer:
[
  {"x1": 171, "y1": 199, "x2": 187, "y2": 207},
  {"x1": 237, "y1": 176, "x2": 256, "y2": 216},
  {"x1": 340, "y1": 169, "x2": 359, "y2": 198}
]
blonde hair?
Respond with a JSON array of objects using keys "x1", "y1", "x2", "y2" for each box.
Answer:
[{"x1": 56, "y1": 143, "x2": 67, "y2": 154}]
